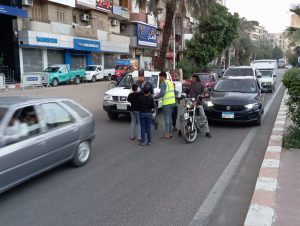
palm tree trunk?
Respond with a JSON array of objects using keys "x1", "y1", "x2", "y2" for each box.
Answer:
[{"x1": 157, "y1": 1, "x2": 176, "y2": 70}]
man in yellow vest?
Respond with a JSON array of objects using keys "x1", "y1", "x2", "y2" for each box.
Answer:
[{"x1": 155, "y1": 71, "x2": 176, "y2": 139}]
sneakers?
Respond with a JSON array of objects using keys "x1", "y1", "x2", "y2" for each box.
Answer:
[
  {"x1": 139, "y1": 142, "x2": 146, "y2": 146},
  {"x1": 147, "y1": 143, "x2": 152, "y2": 146},
  {"x1": 205, "y1": 132, "x2": 212, "y2": 138}
]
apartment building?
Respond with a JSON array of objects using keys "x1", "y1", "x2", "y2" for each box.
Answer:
[
  {"x1": 247, "y1": 20, "x2": 267, "y2": 41},
  {"x1": 291, "y1": 13, "x2": 300, "y2": 28},
  {"x1": 269, "y1": 32, "x2": 289, "y2": 53}
]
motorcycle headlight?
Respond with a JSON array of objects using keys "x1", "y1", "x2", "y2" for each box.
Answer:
[
  {"x1": 245, "y1": 103, "x2": 259, "y2": 110},
  {"x1": 186, "y1": 100, "x2": 193, "y2": 108},
  {"x1": 104, "y1": 94, "x2": 113, "y2": 101},
  {"x1": 205, "y1": 101, "x2": 214, "y2": 107}
]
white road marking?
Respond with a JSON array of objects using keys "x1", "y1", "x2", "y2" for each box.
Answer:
[
  {"x1": 262, "y1": 159, "x2": 280, "y2": 168},
  {"x1": 255, "y1": 177, "x2": 278, "y2": 192},
  {"x1": 189, "y1": 83, "x2": 283, "y2": 226},
  {"x1": 244, "y1": 204, "x2": 275, "y2": 226}
]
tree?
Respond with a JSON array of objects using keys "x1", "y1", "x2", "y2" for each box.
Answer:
[
  {"x1": 184, "y1": 4, "x2": 239, "y2": 70},
  {"x1": 272, "y1": 46, "x2": 284, "y2": 60},
  {"x1": 253, "y1": 38, "x2": 273, "y2": 60},
  {"x1": 286, "y1": 49, "x2": 298, "y2": 66},
  {"x1": 136, "y1": 0, "x2": 216, "y2": 70}
]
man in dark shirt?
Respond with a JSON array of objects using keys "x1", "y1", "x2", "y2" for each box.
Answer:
[{"x1": 136, "y1": 69, "x2": 154, "y2": 94}]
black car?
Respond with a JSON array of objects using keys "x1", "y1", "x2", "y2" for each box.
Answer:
[{"x1": 203, "y1": 77, "x2": 265, "y2": 126}]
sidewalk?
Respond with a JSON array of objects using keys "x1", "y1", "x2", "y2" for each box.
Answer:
[{"x1": 244, "y1": 91, "x2": 300, "y2": 226}]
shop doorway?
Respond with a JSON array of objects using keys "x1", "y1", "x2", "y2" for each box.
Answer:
[
  {"x1": 71, "y1": 54, "x2": 87, "y2": 70},
  {"x1": 0, "y1": 14, "x2": 20, "y2": 82}
]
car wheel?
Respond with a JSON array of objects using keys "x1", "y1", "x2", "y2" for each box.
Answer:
[
  {"x1": 107, "y1": 112, "x2": 119, "y2": 120},
  {"x1": 254, "y1": 114, "x2": 261, "y2": 126},
  {"x1": 75, "y1": 76, "x2": 81, "y2": 84},
  {"x1": 91, "y1": 76, "x2": 96, "y2": 83},
  {"x1": 71, "y1": 141, "x2": 91, "y2": 167},
  {"x1": 106, "y1": 74, "x2": 112, "y2": 81},
  {"x1": 51, "y1": 78, "x2": 59, "y2": 87}
]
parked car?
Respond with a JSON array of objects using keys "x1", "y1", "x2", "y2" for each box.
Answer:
[
  {"x1": 85, "y1": 65, "x2": 115, "y2": 82},
  {"x1": 182, "y1": 73, "x2": 218, "y2": 93},
  {"x1": 203, "y1": 77, "x2": 265, "y2": 126},
  {"x1": 0, "y1": 96, "x2": 95, "y2": 194},
  {"x1": 103, "y1": 70, "x2": 182, "y2": 120},
  {"x1": 43, "y1": 64, "x2": 86, "y2": 87}
]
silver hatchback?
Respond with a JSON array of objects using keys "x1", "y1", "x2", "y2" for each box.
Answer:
[{"x1": 0, "y1": 96, "x2": 95, "y2": 194}]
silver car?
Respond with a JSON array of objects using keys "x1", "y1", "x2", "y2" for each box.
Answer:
[{"x1": 0, "y1": 96, "x2": 95, "y2": 194}]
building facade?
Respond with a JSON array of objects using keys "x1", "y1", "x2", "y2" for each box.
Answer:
[{"x1": 291, "y1": 13, "x2": 300, "y2": 28}]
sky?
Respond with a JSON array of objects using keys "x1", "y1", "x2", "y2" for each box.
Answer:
[{"x1": 225, "y1": 0, "x2": 300, "y2": 33}]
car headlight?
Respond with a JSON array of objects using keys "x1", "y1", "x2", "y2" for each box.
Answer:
[
  {"x1": 186, "y1": 100, "x2": 193, "y2": 109},
  {"x1": 205, "y1": 101, "x2": 214, "y2": 107},
  {"x1": 104, "y1": 94, "x2": 113, "y2": 101},
  {"x1": 245, "y1": 103, "x2": 259, "y2": 110}
]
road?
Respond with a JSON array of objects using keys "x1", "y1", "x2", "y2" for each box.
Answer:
[{"x1": 0, "y1": 70, "x2": 286, "y2": 226}]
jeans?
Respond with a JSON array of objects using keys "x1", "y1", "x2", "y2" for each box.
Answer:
[
  {"x1": 163, "y1": 105, "x2": 174, "y2": 135},
  {"x1": 130, "y1": 111, "x2": 140, "y2": 139},
  {"x1": 140, "y1": 112, "x2": 152, "y2": 144}
]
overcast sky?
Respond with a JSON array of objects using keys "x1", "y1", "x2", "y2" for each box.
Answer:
[{"x1": 225, "y1": 0, "x2": 300, "y2": 33}]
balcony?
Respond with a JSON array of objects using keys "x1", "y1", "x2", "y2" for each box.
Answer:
[
  {"x1": 74, "y1": 25, "x2": 98, "y2": 39},
  {"x1": 110, "y1": 5, "x2": 130, "y2": 21},
  {"x1": 130, "y1": 12, "x2": 147, "y2": 23}
]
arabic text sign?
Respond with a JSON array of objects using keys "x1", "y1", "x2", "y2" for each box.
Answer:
[
  {"x1": 137, "y1": 24, "x2": 157, "y2": 47},
  {"x1": 96, "y1": 0, "x2": 112, "y2": 13}
]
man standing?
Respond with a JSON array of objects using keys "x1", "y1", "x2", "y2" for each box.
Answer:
[
  {"x1": 136, "y1": 69, "x2": 154, "y2": 94},
  {"x1": 155, "y1": 71, "x2": 176, "y2": 139}
]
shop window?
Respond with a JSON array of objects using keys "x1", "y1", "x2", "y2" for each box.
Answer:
[
  {"x1": 47, "y1": 50, "x2": 64, "y2": 66},
  {"x1": 92, "y1": 53, "x2": 102, "y2": 65},
  {"x1": 104, "y1": 53, "x2": 118, "y2": 69},
  {"x1": 22, "y1": 48, "x2": 43, "y2": 72},
  {"x1": 71, "y1": 55, "x2": 86, "y2": 70},
  {"x1": 56, "y1": 9, "x2": 65, "y2": 23}
]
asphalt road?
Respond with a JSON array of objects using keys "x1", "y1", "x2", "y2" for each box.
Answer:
[{"x1": 0, "y1": 70, "x2": 286, "y2": 226}]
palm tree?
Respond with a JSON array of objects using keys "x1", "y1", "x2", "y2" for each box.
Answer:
[{"x1": 136, "y1": 0, "x2": 216, "y2": 70}]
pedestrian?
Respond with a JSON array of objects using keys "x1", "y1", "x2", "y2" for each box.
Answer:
[
  {"x1": 136, "y1": 69, "x2": 154, "y2": 94},
  {"x1": 127, "y1": 84, "x2": 142, "y2": 141},
  {"x1": 138, "y1": 86, "x2": 154, "y2": 146},
  {"x1": 155, "y1": 71, "x2": 176, "y2": 139}
]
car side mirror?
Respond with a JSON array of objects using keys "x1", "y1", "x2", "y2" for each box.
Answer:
[
  {"x1": 273, "y1": 74, "x2": 276, "y2": 77},
  {"x1": 256, "y1": 74, "x2": 262, "y2": 78}
]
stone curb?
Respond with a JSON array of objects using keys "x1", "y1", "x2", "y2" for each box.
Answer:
[{"x1": 244, "y1": 91, "x2": 288, "y2": 226}]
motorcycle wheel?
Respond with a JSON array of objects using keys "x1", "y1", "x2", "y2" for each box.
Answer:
[{"x1": 181, "y1": 120, "x2": 198, "y2": 143}]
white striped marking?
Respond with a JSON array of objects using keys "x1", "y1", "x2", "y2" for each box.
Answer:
[
  {"x1": 262, "y1": 159, "x2": 280, "y2": 168},
  {"x1": 244, "y1": 204, "x2": 275, "y2": 226},
  {"x1": 266, "y1": 146, "x2": 282, "y2": 153},
  {"x1": 255, "y1": 177, "x2": 278, "y2": 192}
]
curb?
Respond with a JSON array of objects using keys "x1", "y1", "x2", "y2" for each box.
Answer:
[{"x1": 244, "y1": 91, "x2": 288, "y2": 226}]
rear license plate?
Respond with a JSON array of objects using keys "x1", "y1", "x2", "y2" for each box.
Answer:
[
  {"x1": 117, "y1": 104, "x2": 127, "y2": 110},
  {"x1": 222, "y1": 112, "x2": 234, "y2": 119}
]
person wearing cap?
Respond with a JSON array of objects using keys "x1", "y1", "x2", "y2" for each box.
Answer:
[{"x1": 155, "y1": 71, "x2": 176, "y2": 139}]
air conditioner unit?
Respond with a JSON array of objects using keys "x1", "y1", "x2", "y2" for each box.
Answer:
[
  {"x1": 111, "y1": 19, "x2": 118, "y2": 26},
  {"x1": 80, "y1": 14, "x2": 90, "y2": 22},
  {"x1": 22, "y1": 0, "x2": 33, "y2": 6}
]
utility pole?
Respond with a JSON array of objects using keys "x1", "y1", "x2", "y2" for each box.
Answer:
[{"x1": 173, "y1": 17, "x2": 176, "y2": 70}]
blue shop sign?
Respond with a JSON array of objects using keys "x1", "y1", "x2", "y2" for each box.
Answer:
[
  {"x1": 74, "y1": 38, "x2": 100, "y2": 52},
  {"x1": 137, "y1": 23, "x2": 157, "y2": 47},
  {"x1": 36, "y1": 37, "x2": 58, "y2": 44},
  {"x1": 0, "y1": 4, "x2": 28, "y2": 18}
]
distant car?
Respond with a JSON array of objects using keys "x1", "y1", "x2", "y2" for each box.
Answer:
[
  {"x1": 182, "y1": 73, "x2": 218, "y2": 93},
  {"x1": 203, "y1": 77, "x2": 265, "y2": 126},
  {"x1": 223, "y1": 66, "x2": 262, "y2": 87},
  {"x1": 0, "y1": 96, "x2": 95, "y2": 194},
  {"x1": 285, "y1": 64, "x2": 292, "y2": 69}
]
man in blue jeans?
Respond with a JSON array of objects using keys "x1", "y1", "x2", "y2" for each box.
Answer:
[{"x1": 155, "y1": 71, "x2": 176, "y2": 139}]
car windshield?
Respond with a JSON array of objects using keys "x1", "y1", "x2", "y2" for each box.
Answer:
[
  {"x1": 224, "y1": 68, "x2": 253, "y2": 77},
  {"x1": 118, "y1": 74, "x2": 158, "y2": 88},
  {"x1": 260, "y1": 70, "x2": 272, "y2": 77},
  {"x1": 115, "y1": 65, "x2": 126, "y2": 70},
  {"x1": 44, "y1": 67, "x2": 59, "y2": 73},
  {"x1": 214, "y1": 79, "x2": 258, "y2": 93},
  {"x1": 0, "y1": 107, "x2": 7, "y2": 123},
  {"x1": 85, "y1": 66, "x2": 97, "y2": 71}
]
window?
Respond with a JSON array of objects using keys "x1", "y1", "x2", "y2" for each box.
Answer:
[
  {"x1": 47, "y1": 50, "x2": 64, "y2": 66},
  {"x1": 56, "y1": 9, "x2": 65, "y2": 23},
  {"x1": 32, "y1": 6, "x2": 42, "y2": 21},
  {"x1": 40, "y1": 102, "x2": 73, "y2": 130},
  {"x1": 63, "y1": 101, "x2": 90, "y2": 118},
  {"x1": 60, "y1": 66, "x2": 68, "y2": 74},
  {"x1": 73, "y1": 15, "x2": 77, "y2": 24},
  {"x1": 2, "y1": 106, "x2": 41, "y2": 146},
  {"x1": 22, "y1": 48, "x2": 43, "y2": 72}
]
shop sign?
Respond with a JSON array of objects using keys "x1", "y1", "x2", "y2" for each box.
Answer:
[
  {"x1": 48, "y1": 0, "x2": 75, "y2": 7},
  {"x1": 96, "y1": 0, "x2": 113, "y2": 13},
  {"x1": 137, "y1": 23, "x2": 157, "y2": 47},
  {"x1": 36, "y1": 37, "x2": 58, "y2": 44},
  {"x1": 0, "y1": 4, "x2": 28, "y2": 18},
  {"x1": 74, "y1": 38, "x2": 100, "y2": 52}
]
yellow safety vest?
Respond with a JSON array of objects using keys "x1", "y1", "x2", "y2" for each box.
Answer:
[{"x1": 162, "y1": 80, "x2": 176, "y2": 106}]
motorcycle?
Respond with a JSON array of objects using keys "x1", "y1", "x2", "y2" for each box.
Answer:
[{"x1": 180, "y1": 94, "x2": 207, "y2": 143}]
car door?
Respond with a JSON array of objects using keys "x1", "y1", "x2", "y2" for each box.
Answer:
[
  {"x1": 96, "y1": 66, "x2": 103, "y2": 79},
  {"x1": 58, "y1": 66, "x2": 69, "y2": 82},
  {"x1": 38, "y1": 101, "x2": 80, "y2": 163},
  {"x1": 0, "y1": 104, "x2": 46, "y2": 192}
]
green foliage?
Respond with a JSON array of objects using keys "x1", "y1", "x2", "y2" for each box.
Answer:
[
  {"x1": 254, "y1": 39, "x2": 273, "y2": 59},
  {"x1": 283, "y1": 126, "x2": 300, "y2": 149},
  {"x1": 286, "y1": 50, "x2": 298, "y2": 66},
  {"x1": 282, "y1": 68, "x2": 300, "y2": 128},
  {"x1": 234, "y1": 36, "x2": 254, "y2": 65},
  {"x1": 177, "y1": 57, "x2": 200, "y2": 79},
  {"x1": 272, "y1": 46, "x2": 284, "y2": 60},
  {"x1": 185, "y1": 3, "x2": 239, "y2": 69}
]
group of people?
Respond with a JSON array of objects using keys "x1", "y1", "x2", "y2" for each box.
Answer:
[{"x1": 127, "y1": 70, "x2": 212, "y2": 146}]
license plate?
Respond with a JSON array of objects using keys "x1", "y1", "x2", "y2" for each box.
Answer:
[
  {"x1": 184, "y1": 112, "x2": 189, "y2": 120},
  {"x1": 117, "y1": 104, "x2": 127, "y2": 110},
  {"x1": 222, "y1": 112, "x2": 234, "y2": 119}
]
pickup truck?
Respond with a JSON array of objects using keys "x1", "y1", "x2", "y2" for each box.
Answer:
[
  {"x1": 43, "y1": 65, "x2": 86, "y2": 87},
  {"x1": 85, "y1": 65, "x2": 115, "y2": 82},
  {"x1": 103, "y1": 70, "x2": 182, "y2": 120}
]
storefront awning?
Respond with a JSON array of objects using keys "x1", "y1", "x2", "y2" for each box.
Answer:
[{"x1": 0, "y1": 5, "x2": 28, "y2": 18}]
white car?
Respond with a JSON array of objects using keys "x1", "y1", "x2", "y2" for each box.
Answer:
[
  {"x1": 103, "y1": 70, "x2": 182, "y2": 120},
  {"x1": 223, "y1": 66, "x2": 262, "y2": 87},
  {"x1": 85, "y1": 65, "x2": 115, "y2": 82}
]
